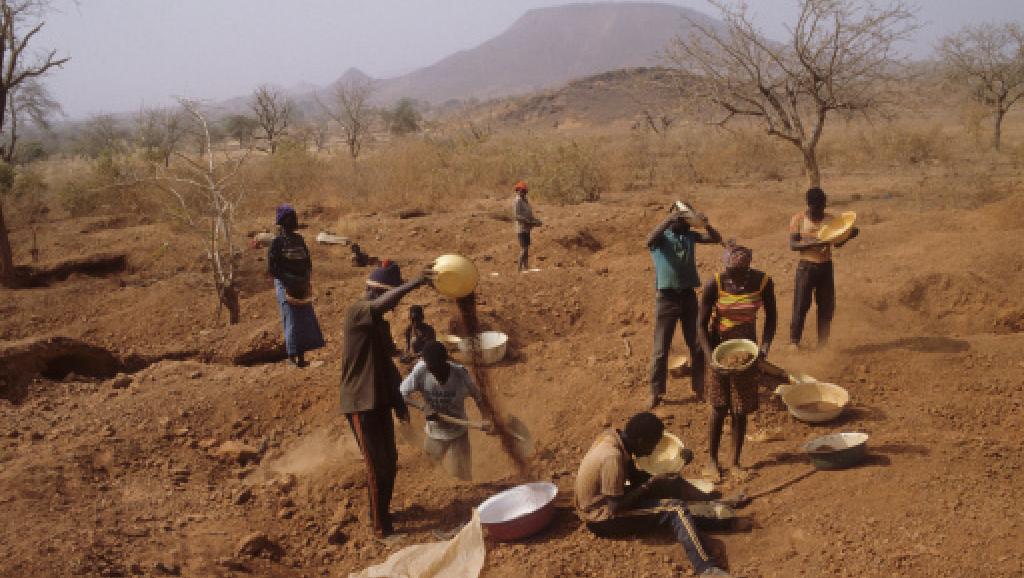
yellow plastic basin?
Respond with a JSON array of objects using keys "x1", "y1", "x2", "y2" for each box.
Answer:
[
  {"x1": 432, "y1": 254, "x2": 478, "y2": 298},
  {"x1": 635, "y1": 432, "x2": 687, "y2": 475},
  {"x1": 816, "y1": 212, "x2": 857, "y2": 243}
]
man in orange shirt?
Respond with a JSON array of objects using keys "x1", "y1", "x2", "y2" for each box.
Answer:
[{"x1": 788, "y1": 187, "x2": 858, "y2": 348}]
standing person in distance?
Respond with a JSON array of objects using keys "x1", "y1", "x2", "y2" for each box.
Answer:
[
  {"x1": 647, "y1": 204, "x2": 722, "y2": 409},
  {"x1": 267, "y1": 204, "x2": 325, "y2": 368},
  {"x1": 514, "y1": 181, "x2": 543, "y2": 272},
  {"x1": 787, "y1": 187, "x2": 858, "y2": 349},
  {"x1": 339, "y1": 260, "x2": 432, "y2": 538}
]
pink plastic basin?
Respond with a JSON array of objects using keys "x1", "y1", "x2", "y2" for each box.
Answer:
[{"x1": 477, "y1": 481, "x2": 558, "y2": 541}]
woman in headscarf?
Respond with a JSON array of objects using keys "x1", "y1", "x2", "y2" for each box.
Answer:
[
  {"x1": 697, "y1": 242, "x2": 777, "y2": 483},
  {"x1": 268, "y1": 204, "x2": 325, "y2": 367}
]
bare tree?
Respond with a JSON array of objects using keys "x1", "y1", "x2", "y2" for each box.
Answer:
[
  {"x1": 250, "y1": 84, "x2": 291, "y2": 153},
  {"x1": 668, "y1": 0, "x2": 917, "y2": 187},
  {"x1": 939, "y1": 23, "x2": 1024, "y2": 151},
  {"x1": 317, "y1": 78, "x2": 375, "y2": 160},
  {"x1": 222, "y1": 113, "x2": 259, "y2": 149},
  {"x1": 75, "y1": 113, "x2": 128, "y2": 157},
  {"x1": 135, "y1": 106, "x2": 187, "y2": 167},
  {"x1": 0, "y1": 0, "x2": 67, "y2": 286},
  {"x1": 150, "y1": 99, "x2": 249, "y2": 324},
  {"x1": 4, "y1": 76, "x2": 60, "y2": 162}
]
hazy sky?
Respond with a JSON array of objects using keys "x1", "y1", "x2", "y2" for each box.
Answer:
[{"x1": 33, "y1": 0, "x2": 1024, "y2": 118}]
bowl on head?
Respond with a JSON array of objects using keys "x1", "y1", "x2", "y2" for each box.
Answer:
[
  {"x1": 458, "y1": 331, "x2": 508, "y2": 365},
  {"x1": 477, "y1": 481, "x2": 559, "y2": 541},
  {"x1": 635, "y1": 432, "x2": 688, "y2": 475},
  {"x1": 816, "y1": 211, "x2": 857, "y2": 244},
  {"x1": 711, "y1": 339, "x2": 759, "y2": 374},
  {"x1": 781, "y1": 381, "x2": 850, "y2": 423}
]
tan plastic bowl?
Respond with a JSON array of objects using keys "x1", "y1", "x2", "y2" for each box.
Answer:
[
  {"x1": 817, "y1": 211, "x2": 857, "y2": 243},
  {"x1": 711, "y1": 339, "x2": 759, "y2": 373},
  {"x1": 782, "y1": 381, "x2": 850, "y2": 423},
  {"x1": 432, "y1": 254, "x2": 478, "y2": 299},
  {"x1": 634, "y1": 432, "x2": 687, "y2": 475}
]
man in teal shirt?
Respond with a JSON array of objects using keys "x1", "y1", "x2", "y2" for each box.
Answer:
[{"x1": 647, "y1": 209, "x2": 722, "y2": 409}]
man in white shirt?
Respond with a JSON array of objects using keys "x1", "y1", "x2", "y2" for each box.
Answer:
[{"x1": 400, "y1": 341, "x2": 491, "y2": 481}]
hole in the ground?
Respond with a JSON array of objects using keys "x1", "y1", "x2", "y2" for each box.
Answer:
[
  {"x1": 233, "y1": 346, "x2": 288, "y2": 367},
  {"x1": 40, "y1": 353, "x2": 121, "y2": 380},
  {"x1": 15, "y1": 253, "x2": 128, "y2": 288}
]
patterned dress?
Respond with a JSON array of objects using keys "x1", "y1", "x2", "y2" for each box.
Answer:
[{"x1": 708, "y1": 271, "x2": 769, "y2": 414}]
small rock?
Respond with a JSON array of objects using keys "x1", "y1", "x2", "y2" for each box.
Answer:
[
  {"x1": 110, "y1": 374, "x2": 133, "y2": 389},
  {"x1": 326, "y1": 523, "x2": 348, "y2": 545},
  {"x1": 211, "y1": 440, "x2": 261, "y2": 465},
  {"x1": 276, "y1": 506, "x2": 296, "y2": 520},
  {"x1": 233, "y1": 487, "x2": 253, "y2": 505},
  {"x1": 188, "y1": 370, "x2": 202, "y2": 379},
  {"x1": 198, "y1": 438, "x2": 217, "y2": 450},
  {"x1": 153, "y1": 560, "x2": 181, "y2": 575},
  {"x1": 216, "y1": 557, "x2": 248, "y2": 571},
  {"x1": 236, "y1": 532, "x2": 283, "y2": 560},
  {"x1": 273, "y1": 473, "x2": 297, "y2": 494}
]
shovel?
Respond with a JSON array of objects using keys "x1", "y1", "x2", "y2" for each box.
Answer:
[{"x1": 406, "y1": 400, "x2": 533, "y2": 456}]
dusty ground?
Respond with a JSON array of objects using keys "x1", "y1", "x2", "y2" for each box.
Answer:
[{"x1": 2, "y1": 162, "x2": 1023, "y2": 578}]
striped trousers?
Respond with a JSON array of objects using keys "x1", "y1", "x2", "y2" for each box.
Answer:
[
  {"x1": 346, "y1": 407, "x2": 398, "y2": 536},
  {"x1": 587, "y1": 499, "x2": 719, "y2": 575}
]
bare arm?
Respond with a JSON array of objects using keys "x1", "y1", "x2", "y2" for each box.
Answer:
[
  {"x1": 646, "y1": 216, "x2": 677, "y2": 249},
  {"x1": 368, "y1": 275, "x2": 429, "y2": 316},
  {"x1": 695, "y1": 219, "x2": 723, "y2": 245},
  {"x1": 698, "y1": 280, "x2": 717, "y2": 360},
  {"x1": 789, "y1": 232, "x2": 829, "y2": 251},
  {"x1": 834, "y1": 227, "x2": 860, "y2": 248},
  {"x1": 761, "y1": 278, "x2": 777, "y2": 356}
]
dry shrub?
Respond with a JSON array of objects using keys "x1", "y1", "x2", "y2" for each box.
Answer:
[{"x1": 823, "y1": 122, "x2": 954, "y2": 169}]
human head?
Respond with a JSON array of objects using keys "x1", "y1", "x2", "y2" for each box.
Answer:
[
  {"x1": 669, "y1": 213, "x2": 689, "y2": 235},
  {"x1": 409, "y1": 304, "x2": 425, "y2": 323},
  {"x1": 622, "y1": 412, "x2": 665, "y2": 457},
  {"x1": 276, "y1": 204, "x2": 298, "y2": 232},
  {"x1": 365, "y1": 260, "x2": 402, "y2": 299},
  {"x1": 421, "y1": 340, "x2": 449, "y2": 377},
  {"x1": 806, "y1": 187, "x2": 827, "y2": 212},
  {"x1": 514, "y1": 180, "x2": 528, "y2": 196},
  {"x1": 722, "y1": 242, "x2": 753, "y2": 275}
]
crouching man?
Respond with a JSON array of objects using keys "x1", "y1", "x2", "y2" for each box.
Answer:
[
  {"x1": 574, "y1": 412, "x2": 732, "y2": 577},
  {"x1": 400, "y1": 340, "x2": 492, "y2": 481}
]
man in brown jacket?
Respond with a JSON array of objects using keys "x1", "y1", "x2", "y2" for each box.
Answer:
[{"x1": 340, "y1": 260, "x2": 430, "y2": 537}]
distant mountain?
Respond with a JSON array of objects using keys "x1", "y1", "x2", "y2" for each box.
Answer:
[
  {"x1": 332, "y1": 2, "x2": 720, "y2": 106},
  {"x1": 373, "y1": 2, "x2": 715, "y2": 104}
]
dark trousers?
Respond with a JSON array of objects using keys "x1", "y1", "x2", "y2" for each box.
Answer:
[
  {"x1": 517, "y1": 231, "x2": 531, "y2": 271},
  {"x1": 587, "y1": 499, "x2": 718, "y2": 574},
  {"x1": 790, "y1": 260, "x2": 835, "y2": 346},
  {"x1": 650, "y1": 288, "x2": 705, "y2": 398},
  {"x1": 346, "y1": 407, "x2": 398, "y2": 535}
]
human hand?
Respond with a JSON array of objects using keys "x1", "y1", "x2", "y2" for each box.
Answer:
[
  {"x1": 395, "y1": 406, "x2": 410, "y2": 423},
  {"x1": 481, "y1": 420, "x2": 497, "y2": 435},
  {"x1": 680, "y1": 448, "x2": 695, "y2": 465}
]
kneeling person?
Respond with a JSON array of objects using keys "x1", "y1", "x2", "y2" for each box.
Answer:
[
  {"x1": 400, "y1": 341, "x2": 491, "y2": 481},
  {"x1": 575, "y1": 412, "x2": 731, "y2": 577}
]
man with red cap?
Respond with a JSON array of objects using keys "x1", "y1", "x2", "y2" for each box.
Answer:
[
  {"x1": 339, "y1": 260, "x2": 431, "y2": 537},
  {"x1": 513, "y1": 181, "x2": 543, "y2": 272}
]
